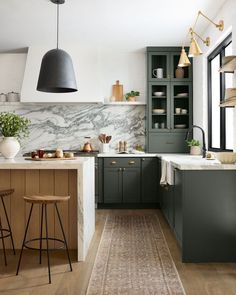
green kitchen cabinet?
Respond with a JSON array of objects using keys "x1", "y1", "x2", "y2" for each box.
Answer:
[
  {"x1": 141, "y1": 157, "x2": 159, "y2": 203},
  {"x1": 99, "y1": 157, "x2": 160, "y2": 207},
  {"x1": 147, "y1": 47, "x2": 192, "y2": 82},
  {"x1": 103, "y1": 167, "x2": 123, "y2": 203},
  {"x1": 146, "y1": 47, "x2": 193, "y2": 153},
  {"x1": 103, "y1": 158, "x2": 141, "y2": 204}
]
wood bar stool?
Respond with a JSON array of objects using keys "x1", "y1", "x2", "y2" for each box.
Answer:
[
  {"x1": 0, "y1": 189, "x2": 15, "y2": 266},
  {"x1": 16, "y1": 195, "x2": 72, "y2": 284}
]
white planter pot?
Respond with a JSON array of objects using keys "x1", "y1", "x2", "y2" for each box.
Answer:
[
  {"x1": 190, "y1": 146, "x2": 201, "y2": 156},
  {"x1": 0, "y1": 137, "x2": 20, "y2": 159}
]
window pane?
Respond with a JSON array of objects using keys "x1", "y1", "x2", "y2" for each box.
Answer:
[
  {"x1": 211, "y1": 54, "x2": 221, "y2": 149},
  {"x1": 225, "y1": 108, "x2": 234, "y2": 150},
  {"x1": 225, "y1": 42, "x2": 232, "y2": 56}
]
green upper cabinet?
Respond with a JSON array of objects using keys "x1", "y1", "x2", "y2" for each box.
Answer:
[
  {"x1": 147, "y1": 47, "x2": 193, "y2": 153},
  {"x1": 148, "y1": 47, "x2": 192, "y2": 82}
]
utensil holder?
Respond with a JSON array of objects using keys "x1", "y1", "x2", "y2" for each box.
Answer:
[{"x1": 101, "y1": 143, "x2": 110, "y2": 153}]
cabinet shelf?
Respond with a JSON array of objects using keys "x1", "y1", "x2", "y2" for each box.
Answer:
[
  {"x1": 219, "y1": 56, "x2": 236, "y2": 73},
  {"x1": 152, "y1": 113, "x2": 166, "y2": 116}
]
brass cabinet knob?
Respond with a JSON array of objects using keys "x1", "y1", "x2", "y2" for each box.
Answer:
[
  {"x1": 142, "y1": 158, "x2": 145, "y2": 161},
  {"x1": 111, "y1": 161, "x2": 117, "y2": 165},
  {"x1": 128, "y1": 160, "x2": 135, "y2": 165},
  {"x1": 123, "y1": 168, "x2": 126, "y2": 171},
  {"x1": 119, "y1": 168, "x2": 122, "y2": 171}
]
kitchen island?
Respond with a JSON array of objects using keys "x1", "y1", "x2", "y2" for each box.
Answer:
[
  {"x1": 157, "y1": 154, "x2": 236, "y2": 262},
  {"x1": 0, "y1": 157, "x2": 95, "y2": 261}
]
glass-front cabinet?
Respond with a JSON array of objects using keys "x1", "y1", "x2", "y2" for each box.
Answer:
[
  {"x1": 147, "y1": 47, "x2": 193, "y2": 153},
  {"x1": 148, "y1": 49, "x2": 192, "y2": 82}
]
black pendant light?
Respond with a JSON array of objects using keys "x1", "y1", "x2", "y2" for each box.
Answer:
[{"x1": 37, "y1": 0, "x2": 77, "y2": 93}]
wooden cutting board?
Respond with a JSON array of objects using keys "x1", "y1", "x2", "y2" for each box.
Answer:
[
  {"x1": 112, "y1": 80, "x2": 123, "y2": 101},
  {"x1": 24, "y1": 157, "x2": 78, "y2": 161}
]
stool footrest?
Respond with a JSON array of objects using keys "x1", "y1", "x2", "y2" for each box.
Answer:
[
  {"x1": 24, "y1": 238, "x2": 66, "y2": 251},
  {"x1": 0, "y1": 228, "x2": 12, "y2": 239}
]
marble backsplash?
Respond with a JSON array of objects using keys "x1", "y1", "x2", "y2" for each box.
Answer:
[{"x1": 0, "y1": 104, "x2": 146, "y2": 154}]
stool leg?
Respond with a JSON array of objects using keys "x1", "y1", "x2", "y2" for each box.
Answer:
[
  {"x1": 45, "y1": 204, "x2": 51, "y2": 284},
  {"x1": 0, "y1": 217, "x2": 7, "y2": 266},
  {"x1": 16, "y1": 203, "x2": 34, "y2": 276},
  {"x1": 39, "y1": 204, "x2": 44, "y2": 264},
  {"x1": 55, "y1": 203, "x2": 72, "y2": 272},
  {"x1": 1, "y1": 196, "x2": 15, "y2": 255}
]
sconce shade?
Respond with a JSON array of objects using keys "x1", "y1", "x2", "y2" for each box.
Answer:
[
  {"x1": 37, "y1": 49, "x2": 78, "y2": 93},
  {"x1": 188, "y1": 37, "x2": 203, "y2": 57},
  {"x1": 178, "y1": 48, "x2": 191, "y2": 67}
]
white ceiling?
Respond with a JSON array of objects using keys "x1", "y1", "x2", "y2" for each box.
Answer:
[{"x1": 0, "y1": 0, "x2": 227, "y2": 52}]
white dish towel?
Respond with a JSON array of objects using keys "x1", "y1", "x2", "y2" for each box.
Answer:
[{"x1": 160, "y1": 159, "x2": 175, "y2": 186}]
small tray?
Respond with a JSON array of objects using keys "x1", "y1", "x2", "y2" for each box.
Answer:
[{"x1": 24, "y1": 157, "x2": 77, "y2": 161}]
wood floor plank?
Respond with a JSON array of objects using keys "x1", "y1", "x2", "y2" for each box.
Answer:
[{"x1": 0, "y1": 209, "x2": 236, "y2": 295}]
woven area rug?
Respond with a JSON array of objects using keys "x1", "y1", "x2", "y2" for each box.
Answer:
[{"x1": 86, "y1": 214, "x2": 186, "y2": 295}]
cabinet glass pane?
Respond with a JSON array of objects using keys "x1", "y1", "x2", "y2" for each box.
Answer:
[
  {"x1": 151, "y1": 55, "x2": 167, "y2": 79},
  {"x1": 172, "y1": 54, "x2": 190, "y2": 79},
  {"x1": 151, "y1": 84, "x2": 168, "y2": 130},
  {"x1": 173, "y1": 85, "x2": 190, "y2": 129}
]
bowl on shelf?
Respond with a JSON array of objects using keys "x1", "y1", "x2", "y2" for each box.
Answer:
[
  {"x1": 153, "y1": 108, "x2": 165, "y2": 114},
  {"x1": 153, "y1": 92, "x2": 165, "y2": 97},
  {"x1": 215, "y1": 152, "x2": 236, "y2": 164},
  {"x1": 174, "y1": 124, "x2": 186, "y2": 129},
  {"x1": 176, "y1": 92, "x2": 188, "y2": 97}
]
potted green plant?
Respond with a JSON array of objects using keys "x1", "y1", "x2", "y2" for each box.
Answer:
[
  {"x1": 125, "y1": 90, "x2": 140, "y2": 102},
  {"x1": 186, "y1": 139, "x2": 201, "y2": 155},
  {"x1": 0, "y1": 112, "x2": 30, "y2": 159}
]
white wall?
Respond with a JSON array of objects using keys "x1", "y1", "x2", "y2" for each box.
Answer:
[{"x1": 193, "y1": 0, "x2": 236, "y2": 150}]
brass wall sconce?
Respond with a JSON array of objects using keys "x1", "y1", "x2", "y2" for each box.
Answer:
[{"x1": 178, "y1": 10, "x2": 224, "y2": 67}]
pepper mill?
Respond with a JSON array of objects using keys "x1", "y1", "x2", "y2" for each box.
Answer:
[{"x1": 124, "y1": 141, "x2": 127, "y2": 152}]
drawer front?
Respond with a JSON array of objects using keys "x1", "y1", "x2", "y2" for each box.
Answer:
[
  {"x1": 104, "y1": 158, "x2": 141, "y2": 168},
  {"x1": 148, "y1": 132, "x2": 188, "y2": 153}
]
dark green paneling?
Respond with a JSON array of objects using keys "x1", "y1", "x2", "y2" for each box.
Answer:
[
  {"x1": 141, "y1": 157, "x2": 159, "y2": 203},
  {"x1": 122, "y1": 167, "x2": 141, "y2": 203},
  {"x1": 103, "y1": 167, "x2": 122, "y2": 203},
  {"x1": 148, "y1": 133, "x2": 188, "y2": 153}
]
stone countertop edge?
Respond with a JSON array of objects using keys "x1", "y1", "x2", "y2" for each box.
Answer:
[{"x1": 0, "y1": 156, "x2": 93, "y2": 169}]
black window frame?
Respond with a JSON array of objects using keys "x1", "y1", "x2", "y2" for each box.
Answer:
[{"x1": 208, "y1": 33, "x2": 233, "y2": 152}]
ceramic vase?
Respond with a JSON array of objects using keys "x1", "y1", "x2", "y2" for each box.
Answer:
[
  {"x1": 101, "y1": 143, "x2": 110, "y2": 153},
  {"x1": 0, "y1": 137, "x2": 20, "y2": 159},
  {"x1": 190, "y1": 146, "x2": 201, "y2": 156},
  {"x1": 175, "y1": 67, "x2": 184, "y2": 79}
]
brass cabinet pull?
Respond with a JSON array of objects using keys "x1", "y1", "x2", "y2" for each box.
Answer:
[
  {"x1": 111, "y1": 161, "x2": 117, "y2": 165},
  {"x1": 128, "y1": 160, "x2": 135, "y2": 165}
]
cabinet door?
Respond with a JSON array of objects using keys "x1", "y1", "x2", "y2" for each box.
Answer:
[
  {"x1": 148, "y1": 132, "x2": 188, "y2": 153},
  {"x1": 174, "y1": 169, "x2": 183, "y2": 246},
  {"x1": 141, "y1": 158, "x2": 159, "y2": 203},
  {"x1": 104, "y1": 168, "x2": 122, "y2": 203},
  {"x1": 148, "y1": 82, "x2": 171, "y2": 132},
  {"x1": 148, "y1": 52, "x2": 170, "y2": 81},
  {"x1": 171, "y1": 82, "x2": 193, "y2": 132},
  {"x1": 122, "y1": 168, "x2": 141, "y2": 203}
]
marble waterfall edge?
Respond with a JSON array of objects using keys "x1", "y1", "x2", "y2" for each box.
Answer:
[{"x1": 0, "y1": 104, "x2": 145, "y2": 154}]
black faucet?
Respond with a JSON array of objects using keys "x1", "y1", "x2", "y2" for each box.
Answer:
[{"x1": 185, "y1": 125, "x2": 207, "y2": 158}]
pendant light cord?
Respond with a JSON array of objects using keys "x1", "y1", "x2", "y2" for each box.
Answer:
[{"x1": 57, "y1": 2, "x2": 59, "y2": 49}]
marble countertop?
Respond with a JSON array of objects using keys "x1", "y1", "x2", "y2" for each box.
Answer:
[
  {"x1": 97, "y1": 152, "x2": 158, "y2": 157},
  {"x1": 0, "y1": 157, "x2": 93, "y2": 169},
  {"x1": 157, "y1": 154, "x2": 236, "y2": 170}
]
